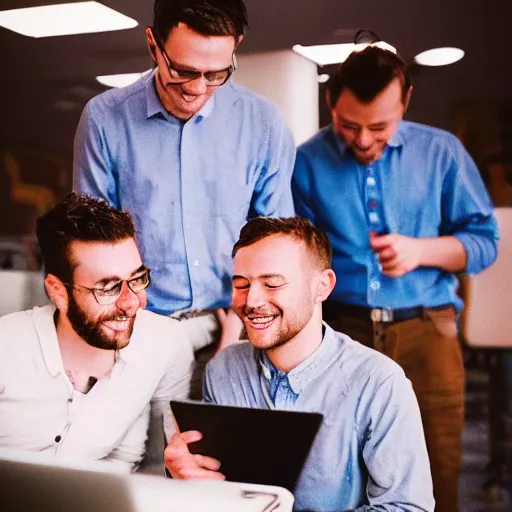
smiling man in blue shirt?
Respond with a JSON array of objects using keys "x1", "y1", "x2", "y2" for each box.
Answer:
[
  {"x1": 73, "y1": 0, "x2": 295, "y2": 369},
  {"x1": 292, "y1": 45, "x2": 499, "y2": 512},
  {"x1": 164, "y1": 217, "x2": 435, "y2": 512}
]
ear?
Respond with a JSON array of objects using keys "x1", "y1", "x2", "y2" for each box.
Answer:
[
  {"x1": 403, "y1": 85, "x2": 413, "y2": 113},
  {"x1": 234, "y1": 34, "x2": 245, "y2": 49},
  {"x1": 44, "y1": 274, "x2": 69, "y2": 312},
  {"x1": 325, "y1": 88, "x2": 332, "y2": 110},
  {"x1": 145, "y1": 26, "x2": 158, "y2": 63},
  {"x1": 314, "y1": 269, "x2": 336, "y2": 304}
]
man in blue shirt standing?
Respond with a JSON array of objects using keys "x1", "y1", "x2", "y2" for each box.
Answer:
[
  {"x1": 292, "y1": 45, "x2": 499, "y2": 512},
  {"x1": 164, "y1": 216, "x2": 435, "y2": 512},
  {"x1": 73, "y1": 0, "x2": 295, "y2": 374}
]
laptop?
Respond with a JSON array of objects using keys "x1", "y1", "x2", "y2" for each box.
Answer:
[
  {"x1": 170, "y1": 400, "x2": 323, "y2": 492},
  {"x1": 0, "y1": 448, "x2": 295, "y2": 511}
]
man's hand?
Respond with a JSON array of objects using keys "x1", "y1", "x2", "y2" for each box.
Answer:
[
  {"x1": 370, "y1": 232, "x2": 422, "y2": 277},
  {"x1": 164, "y1": 430, "x2": 225, "y2": 480},
  {"x1": 215, "y1": 308, "x2": 244, "y2": 353}
]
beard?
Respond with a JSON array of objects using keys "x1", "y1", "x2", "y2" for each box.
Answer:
[
  {"x1": 242, "y1": 305, "x2": 312, "y2": 352},
  {"x1": 67, "y1": 294, "x2": 135, "y2": 351}
]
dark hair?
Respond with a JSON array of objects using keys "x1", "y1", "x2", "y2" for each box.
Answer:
[
  {"x1": 233, "y1": 217, "x2": 332, "y2": 270},
  {"x1": 153, "y1": 0, "x2": 248, "y2": 44},
  {"x1": 327, "y1": 45, "x2": 411, "y2": 107},
  {"x1": 36, "y1": 193, "x2": 136, "y2": 282}
]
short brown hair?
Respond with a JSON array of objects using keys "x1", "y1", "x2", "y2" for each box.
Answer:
[
  {"x1": 232, "y1": 216, "x2": 332, "y2": 270},
  {"x1": 327, "y1": 45, "x2": 411, "y2": 107},
  {"x1": 36, "y1": 192, "x2": 136, "y2": 282},
  {"x1": 153, "y1": 0, "x2": 248, "y2": 44}
]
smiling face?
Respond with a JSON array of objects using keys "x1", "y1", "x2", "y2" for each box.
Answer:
[
  {"x1": 63, "y1": 238, "x2": 147, "y2": 351},
  {"x1": 148, "y1": 23, "x2": 237, "y2": 120},
  {"x1": 232, "y1": 234, "x2": 323, "y2": 351},
  {"x1": 331, "y1": 77, "x2": 410, "y2": 164}
]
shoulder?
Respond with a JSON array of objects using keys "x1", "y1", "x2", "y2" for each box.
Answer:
[
  {"x1": 83, "y1": 74, "x2": 147, "y2": 117},
  {"x1": 400, "y1": 120, "x2": 464, "y2": 155},
  {"x1": 296, "y1": 126, "x2": 338, "y2": 166},
  {"x1": 330, "y1": 329, "x2": 406, "y2": 387},
  {"x1": 220, "y1": 81, "x2": 287, "y2": 124},
  {"x1": 129, "y1": 310, "x2": 193, "y2": 361},
  {"x1": 206, "y1": 341, "x2": 256, "y2": 376},
  {"x1": 298, "y1": 126, "x2": 335, "y2": 151},
  {"x1": 0, "y1": 306, "x2": 55, "y2": 355},
  {"x1": 0, "y1": 305, "x2": 52, "y2": 332}
]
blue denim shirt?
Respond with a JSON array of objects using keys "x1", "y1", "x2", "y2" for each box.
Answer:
[
  {"x1": 292, "y1": 122, "x2": 499, "y2": 310},
  {"x1": 204, "y1": 325, "x2": 434, "y2": 512},
  {"x1": 73, "y1": 71, "x2": 296, "y2": 315}
]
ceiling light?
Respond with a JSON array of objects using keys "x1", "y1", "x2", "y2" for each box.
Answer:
[
  {"x1": 414, "y1": 47, "x2": 465, "y2": 66},
  {"x1": 0, "y1": 2, "x2": 137, "y2": 38},
  {"x1": 293, "y1": 41, "x2": 396, "y2": 66},
  {"x1": 318, "y1": 74, "x2": 330, "y2": 84},
  {"x1": 96, "y1": 70, "x2": 152, "y2": 88}
]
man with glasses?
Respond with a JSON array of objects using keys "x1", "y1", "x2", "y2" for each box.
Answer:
[
  {"x1": 0, "y1": 193, "x2": 193, "y2": 471},
  {"x1": 73, "y1": 0, "x2": 296, "y2": 384}
]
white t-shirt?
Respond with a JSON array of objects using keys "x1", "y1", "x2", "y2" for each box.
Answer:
[{"x1": 0, "y1": 305, "x2": 194, "y2": 471}]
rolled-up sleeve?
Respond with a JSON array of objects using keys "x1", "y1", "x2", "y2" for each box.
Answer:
[{"x1": 441, "y1": 136, "x2": 499, "y2": 274}]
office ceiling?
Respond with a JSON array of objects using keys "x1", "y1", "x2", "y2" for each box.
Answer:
[{"x1": 0, "y1": 0, "x2": 510, "y2": 168}]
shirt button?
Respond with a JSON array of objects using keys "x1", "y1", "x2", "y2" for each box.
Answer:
[
  {"x1": 370, "y1": 279, "x2": 381, "y2": 291},
  {"x1": 367, "y1": 176, "x2": 376, "y2": 185},
  {"x1": 55, "y1": 435, "x2": 62, "y2": 443},
  {"x1": 193, "y1": 260, "x2": 200, "y2": 267},
  {"x1": 369, "y1": 212, "x2": 380, "y2": 223}
]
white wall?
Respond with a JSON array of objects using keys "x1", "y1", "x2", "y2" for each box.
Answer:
[
  {"x1": 234, "y1": 50, "x2": 319, "y2": 146},
  {"x1": 0, "y1": 270, "x2": 50, "y2": 317}
]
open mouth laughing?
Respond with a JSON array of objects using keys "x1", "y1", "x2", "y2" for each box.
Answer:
[
  {"x1": 102, "y1": 315, "x2": 134, "y2": 333},
  {"x1": 245, "y1": 313, "x2": 280, "y2": 330}
]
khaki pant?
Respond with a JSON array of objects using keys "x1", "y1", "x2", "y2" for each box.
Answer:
[{"x1": 324, "y1": 304, "x2": 464, "y2": 512}]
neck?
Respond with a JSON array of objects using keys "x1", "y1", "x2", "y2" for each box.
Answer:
[
  {"x1": 55, "y1": 311, "x2": 115, "y2": 377},
  {"x1": 265, "y1": 306, "x2": 324, "y2": 373}
]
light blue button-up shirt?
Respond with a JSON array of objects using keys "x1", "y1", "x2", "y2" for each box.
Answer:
[
  {"x1": 292, "y1": 122, "x2": 499, "y2": 310},
  {"x1": 204, "y1": 325, "x2": 434, "y2": 512},
  {"x1": 73, "y1": 71, "x2": 295, "y2": 315}
]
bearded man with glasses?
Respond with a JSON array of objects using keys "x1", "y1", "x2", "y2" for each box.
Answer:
[
  {"x1": 73, "y1": 0, "x2": 296, "y2": 394},
  {"x1": 0, "y1": 193, "x2": 194, "y2": 471}
]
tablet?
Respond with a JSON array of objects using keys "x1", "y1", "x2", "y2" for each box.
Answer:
[{"x1": 170, "y1": 400, "x2": 323, "y2": 491}]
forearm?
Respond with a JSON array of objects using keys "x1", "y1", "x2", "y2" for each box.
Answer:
[{"x1": 418, "y1": 236, "x2": 467, "y2": 273}]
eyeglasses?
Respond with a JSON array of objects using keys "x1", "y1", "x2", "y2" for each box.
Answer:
[
  {"x1": 158, "y1": 44, "x2": 236, "y2": 87},
  {"x1": 64, "y1": 269, "x2": 151, "y2": 305}
]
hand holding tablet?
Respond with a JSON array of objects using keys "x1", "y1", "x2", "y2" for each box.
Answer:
[{"x1": 167, "y1": 401, "x2": 323, "y2": 491}]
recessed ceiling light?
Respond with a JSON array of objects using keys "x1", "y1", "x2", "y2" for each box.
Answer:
[
  {"x1": 292, "y1": 41, "x2": 396, "y2": 66},
  {"x1": 0, "y1": 2, "x2": 137, "y2": 38},
  {"x1": 96, "y1": 70, "x2": 152, "y2": 88},
  {"x1": 318, "y1": 74, "x2": 330, "y2": 84},
  {"x1": 414, "y1": 47, "x2": 465, "y2": 66}
]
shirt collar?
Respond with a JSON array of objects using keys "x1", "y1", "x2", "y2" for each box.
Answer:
[
  {"x1": 145, "y1": 69, "x2": 216, "y2": 121},
  {"x1": 258, "y1": 323, "x2": 339, "y2": 395},
  {"x1": 115, "y1": 309, "x2": 146, "y2": 366},
  {"x1": 35, "y1": 305, "x2": 140, "y2": 376},
  {"x1": 34, "y1": 304, "x2": 63, "y2": 378},
  {"x1": 388, "y1": 121, "x2": 405, "y2": 147}
]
